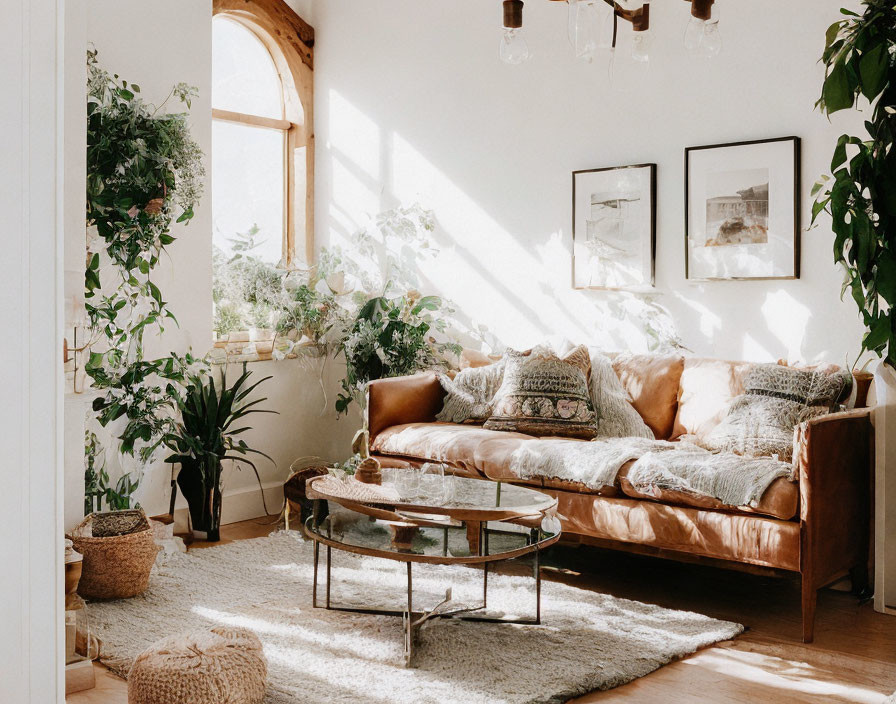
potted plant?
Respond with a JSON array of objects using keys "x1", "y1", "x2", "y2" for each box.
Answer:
[
  {"x1": 164, "y1": 368, "x2": 275, "y2": 541},
  {"x1": 814, "y1": 1, "x2": 895, "y2": 614},
  {"x1": 335, "y1": 290, "x2": 461, "y2": 415}
]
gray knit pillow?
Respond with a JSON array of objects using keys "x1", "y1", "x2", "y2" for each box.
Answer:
[
  {"x1": 705, "y1": 363, "x2": 851, "y2": 461},
  {"x1": 436, "y1": 361, "x2": 505, "y2": 424}
]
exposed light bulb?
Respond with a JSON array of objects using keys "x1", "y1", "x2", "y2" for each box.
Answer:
[
  {"x1": 701, "y1": 19, "x2": 722, "y2": 57},
  {"x1": 684, "y1": 15, "x2": 721, "y2": 58},
  {"x1": 568, "y1": 0, "x2": 603, "y2": 63},
  {"x1": 500, "y1": 27, "x2": 530, "y2": 64},
  {"x1": 631, "y1": 30, "x2": 652, "y2": 62}
]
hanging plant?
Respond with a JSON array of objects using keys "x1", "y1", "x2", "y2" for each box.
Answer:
[
  {"x1": 814, "y1": 2, "x2": 896, "y2": 365},
  {"x1": 85, "y1": 49, "x2": 205, "y2": 487}
]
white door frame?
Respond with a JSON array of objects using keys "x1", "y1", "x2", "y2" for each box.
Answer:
[{"x1": 0, "y1": 0, "x2": 65, "y2": 701}]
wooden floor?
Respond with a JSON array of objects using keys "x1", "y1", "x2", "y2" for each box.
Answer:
[{"x1": 68, "y1": 519, "x2": 896, "y2": 704}]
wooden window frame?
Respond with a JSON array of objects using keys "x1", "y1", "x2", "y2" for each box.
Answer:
[{"x1": 212, "y1": 0, "x2": 314, "y2": 268}]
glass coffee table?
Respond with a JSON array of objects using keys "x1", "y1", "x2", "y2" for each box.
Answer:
[{"x1": 302, "y1": 473, "x2": 560, "y2": 667}]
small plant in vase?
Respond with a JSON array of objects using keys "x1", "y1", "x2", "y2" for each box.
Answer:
[{"x1": 164, "y1": 368, "x2": 275, "y2": 541}]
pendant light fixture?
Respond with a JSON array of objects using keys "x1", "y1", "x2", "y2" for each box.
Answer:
[
  {"x1": 502, "y1": 0, "x2": 722, "y2": 67},
  {"x1": 500, "y1": 0, "x2": 531, "y2": 64}
]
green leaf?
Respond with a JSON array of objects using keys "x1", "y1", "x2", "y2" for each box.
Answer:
[
  {"x1": 823, "y1": 61, "x2": 854, "y2": 113},
  {"x1": 859, "y1": 43, "x2": 888, "y2": 101},
  {"x1": 877, "y1": 252, "x2": 896, "y2": 305}
]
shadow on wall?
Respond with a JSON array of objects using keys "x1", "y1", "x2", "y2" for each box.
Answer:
[
  {"x1": 314, "y1": 0, "x2": 864, "y2": 364},
  {"x1": 323, "y1": 91, "x2": 685, "y2": 356}
]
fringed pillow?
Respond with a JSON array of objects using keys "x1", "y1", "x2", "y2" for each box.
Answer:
[
  {"x1": 587, "y1": 348, "x2": 653, "y2": 439},
  {"x1": 705, "y1": 363, "x2": 852, "y2": 461},
  {"x1": 484, "y1": 346, "x2": 597, "y2": 439},
  {"x1": 435, "y1": 360, "x2": 506, "y2": 424}
]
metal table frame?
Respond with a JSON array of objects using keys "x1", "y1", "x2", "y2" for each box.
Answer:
[{"x1": 306, "y1": 514, "x2": 551, "y2": 667}]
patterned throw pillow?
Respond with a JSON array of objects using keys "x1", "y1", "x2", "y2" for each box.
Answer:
[
  {"x1": 484, "y1": 346, "x2": 597, "y2": 439},
  {"x1": 705, "y1": 363, "x2": 852, "y2": 461},
  {"x1": 436, "y1": 361, "x2": 506, "y2": 424}
]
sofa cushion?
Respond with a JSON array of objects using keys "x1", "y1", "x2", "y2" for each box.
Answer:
[
  {"x1": 618, "y1": 466, "x2": 798, "y2": 520},
  {"x1": 370, "y1": 422, "x2": 533, "y2": 475},
  {"x1": 704, "y1": 363, "x2": 852, "y2": 461},
  {"x1": 671, "y1": 358, "x2": 752, "y2": 441},
  {"x1": 611, "y1": 353, "x2": 684, "y2": 440},
  {"x1": 588, "y1": 348, "x2": 654, "y2": 439},
  {"x1": 484, "y1": 346, "x2": 597, "y2": 439},
  {"x1": 473, "y1": 436, "x2": 619, "y2": 496}
]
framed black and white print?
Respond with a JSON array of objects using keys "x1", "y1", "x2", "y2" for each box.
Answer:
[
  {"x1": 572, "y1": 164, "x2": 656, "y2": 290},
  {"x1": 685, "y1": 136, "x2": 800, "y2": 281}
]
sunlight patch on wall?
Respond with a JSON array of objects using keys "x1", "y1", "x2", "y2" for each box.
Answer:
[
  {"x1": 761, "y1": 290, "x2": 811, "y2": 362},
  {"x1": 328, "y1": 90, "x2": 381, "y2": 183}
]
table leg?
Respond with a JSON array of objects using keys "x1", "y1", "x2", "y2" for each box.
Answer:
[
  {"x1": 312, "y1": 540, "x2": 319, "y2": 608},
  {"x1": 326, "y1": 545, "x2": 331, "y2": 609},
  {"x1": 466, "y1": 521, "x2": 481, "y2": 555},
  {"x1": 405, "y1": 562, "x2": 414, "y2": 667}
]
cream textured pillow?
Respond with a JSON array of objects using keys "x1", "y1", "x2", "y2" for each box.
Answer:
[
  {"x1": 588, "y1": 348, "x2": 654, "y2": 439},
  {"x1": 436, "y1": 360, "x2": 505, "y2": 424},
  {"x1": 705, "y1": 363, "x2": 852, "y2": 461},
  {"x1": 484, "y1": 346, "x2": 597, "y2": 439}
]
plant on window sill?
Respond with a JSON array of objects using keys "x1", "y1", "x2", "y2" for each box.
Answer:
[
  {"x1": 84, "y1": 49, "x2": 206, "y2": 505},
  {"x1": 814, "y1": 2, "x2": 896, "y2": 368}
]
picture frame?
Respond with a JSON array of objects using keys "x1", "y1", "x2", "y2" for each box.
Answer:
[
  {"x1": 572, "y1": 164, "x2": 657, "y2": 291},
  {"x1": 685, "y1": 136, "x2": 801, "y2": 281}
]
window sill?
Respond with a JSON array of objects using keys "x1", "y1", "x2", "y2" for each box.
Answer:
[{"x1": 208, "y1": 338, "x2": 329, "y2": 366}]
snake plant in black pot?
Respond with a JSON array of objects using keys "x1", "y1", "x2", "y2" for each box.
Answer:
[{"x1": 165, "y1": 368, "x2": 275, "y2": 541}]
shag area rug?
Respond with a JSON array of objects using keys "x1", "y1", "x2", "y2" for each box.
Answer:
[{"x1": 88, "y1": 530, "x2": 742, "y2": 704}]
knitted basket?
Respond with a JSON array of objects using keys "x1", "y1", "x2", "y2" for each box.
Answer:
[
  {"x1": 128, "y1": 627, "x2": 266, "y2": 704},
  {"x1": 68, "y1": 511, "x2": 160, "y2": 599}
]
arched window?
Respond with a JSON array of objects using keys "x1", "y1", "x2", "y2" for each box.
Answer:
[{"x1": 211, "y1": 0, "x2": 314, "y2": 273}]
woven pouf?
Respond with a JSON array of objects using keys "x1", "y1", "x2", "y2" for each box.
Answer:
[{"x1": 128, "y1": 627, "x2": 266, "y2": 704}]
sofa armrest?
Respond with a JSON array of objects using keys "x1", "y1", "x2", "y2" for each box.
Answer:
[
  {"x1": 367, "y1": 372, "x2": 447, "y2": 442},
  {"x1": 797, "y1": 408, "x2": 873, "y2": 587}
]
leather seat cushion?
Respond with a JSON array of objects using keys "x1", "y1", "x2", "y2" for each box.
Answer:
[
  {"x1": 370, "y1": 422, "x2": 533, "y2": 475},
  {"x1": 473, "y1": 436, "x2": 619, "y2": 496},
  {"x1": 617, "y1": 465, "x2": 799, "y2": 520}
]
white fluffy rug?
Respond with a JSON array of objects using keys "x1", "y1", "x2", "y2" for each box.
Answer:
[{"x1": 88, "y1": 530, "x2": 742, "y2": 704}]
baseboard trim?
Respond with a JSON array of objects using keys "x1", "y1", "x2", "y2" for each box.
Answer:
[{"x1": 171, "y1": 481, "x2": 284, "y2": 532}]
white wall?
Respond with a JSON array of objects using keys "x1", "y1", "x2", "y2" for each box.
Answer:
[
  {"x1": 0, "y1": 0, "x2": 64, "y2": 699},
  {"x1": 64, "y1": 0, "x2": 357, "y2": 529},
  {"x1": 312, "y1": 0, "x2": 867, "y2": 365}
]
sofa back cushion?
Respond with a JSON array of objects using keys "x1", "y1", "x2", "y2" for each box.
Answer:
[
  {"x1": 671, "y1": 358, "x2": 753, "y2": 442},
  {"x1": 611, "y1": 353, "x2": 684, "y2": 440}
]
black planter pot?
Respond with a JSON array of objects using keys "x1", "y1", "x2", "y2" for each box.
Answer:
[{"x1": 176, "y1": 459, "x2": 223, "y2": 542}]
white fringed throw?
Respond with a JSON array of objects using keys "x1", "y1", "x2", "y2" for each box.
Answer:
[
  {"x1": 626, "y1": 448, "x2": 794, "y2": 509},
  {"x1": 510, "y1": 437, "x2": 676, "y2": 489}
]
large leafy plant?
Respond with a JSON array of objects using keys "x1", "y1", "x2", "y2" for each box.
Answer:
[
  {"x1": 336, "y1": 291, "x2": 461, "y2": 414},
  {"x1": 814, "y1": 1, "x2": 896, "y2": 365},
  {"x1": 84, "y1": 50, "x2": 205, "y2": 501}
]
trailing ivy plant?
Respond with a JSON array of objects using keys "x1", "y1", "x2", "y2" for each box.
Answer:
[
  {"x1": 85, "y1": 50, "x2": 205, "y2": 491},
  {"x1": 814, "y1": 1, "x2": 896, "y2": 366}
]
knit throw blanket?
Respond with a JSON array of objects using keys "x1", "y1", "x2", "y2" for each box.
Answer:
[
  {"x1": 509, "y1": 437, "x2": 793, "y2": 508},
  {"x1": 509, "y1": 437, "x2": 677, "y2": 490},
  {"x1": 626, "y1": 449, "x2": 794, "y2": 509}
]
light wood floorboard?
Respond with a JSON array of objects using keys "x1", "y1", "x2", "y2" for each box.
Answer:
[{"x1": 68, "y1": 519, "x2": 896, "y2": 704}]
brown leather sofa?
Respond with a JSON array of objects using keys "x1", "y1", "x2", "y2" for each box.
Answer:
[{"x1": 366, "y1": 354, "x2": 873, "y2": 642}]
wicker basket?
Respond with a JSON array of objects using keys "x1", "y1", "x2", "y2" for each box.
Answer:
[{"x1": 68, "y1": 511, "x2": 160, "y2": 599}]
